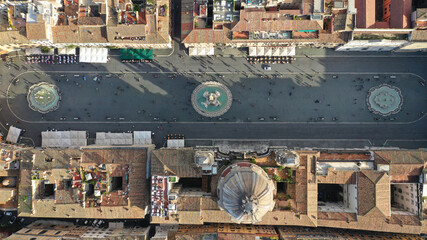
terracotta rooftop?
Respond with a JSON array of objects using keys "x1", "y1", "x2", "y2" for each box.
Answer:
[
  {"x1": 151, "y1": 148, "x2": 202, "y2": 178},
  {"x1": 357, "y1": 171, "x2": 390, "y2": 217},
  {"x1": 78, "y1": 26, "x2": 107, "y2": 43},
  {"x1": 232, "y1": 9, "x2": 323, "y2": 32},
  {"x1": 52, "y1": 25, "x2": 79, "y2": 43},
  {"x1": 18, "y1": 147, "x2": 150, "y2": 219},
  {"x1": 319, "y1": 151, "x2": 371, "y2": 161},
  {"x1": 26, "y1": 22, "x2": 47, "y2": 40},
  {"x1": 374, "y1": 150, "x2": 425, "y2": 165},
  {"x1": 106, "y1": 25, "x2": 146, "y2": 42},
  {"x1": 375, "y1": 150, "x2": 425, "y2": 183},
  {"x1": 78, "y1": 16, "x2": 106, "y2": 25},
  {"x1": 317, "y1": 211, "x2": 357, "y2": 222},
  {"x1": 317, "y1": 170, "x2": 356, "y2": 184},
  {"x1": 277, "y1": 226, "x2": 425, "y2": 239}
]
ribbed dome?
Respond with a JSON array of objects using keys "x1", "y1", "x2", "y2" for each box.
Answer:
[{"x1": 217, "y1": 163, "x2": 275, "y2": 224}]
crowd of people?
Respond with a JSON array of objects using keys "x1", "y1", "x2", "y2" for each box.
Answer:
[
  {"x1": 26, "y1": 55, "x2": 78, "y2": 64},
  {"x1": 247, "y1": 56, "x2": 295, "y2": 64},
  {"x1": 121, "y1": 59, "x2": 153, "y2": 63}
]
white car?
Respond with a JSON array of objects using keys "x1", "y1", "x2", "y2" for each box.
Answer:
[{"x1": 263, "y1": 66, "x2": 271, "y2": 70}]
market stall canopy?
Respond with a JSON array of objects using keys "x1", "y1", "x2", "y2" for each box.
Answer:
[
  {"x1": 58, "y1": 48, "x2": 76, "y2": 55},
  {"x1": 133, "y1": 131, "x2": 152, "y2": 145},
  {"x1": 41, "y1": 130, "x2": 87, "y2": 148},
  {"x1": 79, "y1": 47, "x2": 108, "y2": 63},
  {"x1": 120, "y1": 49, "x2": 153, "y2": 60},
  {"x1": 6, "y1": 126, "x2": 21, "y2": 143},
  {"x1": 25, "y1": 47, "x2": 41, "y2": 55},
  {"x1": 167, "y1": 139, "x2": 184, "y2": 148},
  {"x1": 188, "y1": 47, "x2": 215, "y2": 56},
  {"x1": 248, "y1": 46, "x2": 296, "y2": 56},
  {"x1": 95, "y1": 132, "x2": 133, "y2": 145}
]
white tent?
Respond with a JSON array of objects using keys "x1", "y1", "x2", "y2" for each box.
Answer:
[
  {"x1": 280, "y1": 47, "x2": 289, "y2": 56},
  {"x1": 272, "y1": 48, "x2": 281, "y2": 56},
  {"x1": 264, "y1": 47, "x2": 273, "y2": 56},
  {"x1": 167, "y1": 139, "x2": 185, "y2": 148},
  {"x1": 133, "y1": 131, "x2": 152, "y2": 145},
  {"x1": 189, "y1": 47, "x2": 197, "y2": 56},
  {"x1": 256, "y1": 47, "x2": 264, "y2": 56},
  {"x1": 95, "y1": 132, "x2": 133, "y2": 145},
  {"x1": 189, "y1": 47, "x2": 215, "y2": 56},
  {"x1": 41, "y1": 130, "x2": 87, "y2": 148},
  {"x1": 287, "y1": 46, "x2": 296, "y2": 56},
  {"x1": 6, "y1": 126, "x2": 21, "y2": 143},
  {"x1": 249, "y1": 47, "x2": 257, "y2": 56},
  {"x1": 58, "y1": 48, "x2": 76, "y2": 55},
  {"x1": 25, "y1": 48, "x2": 41, "y2": 55},
  {"x1": 198, "y1": 47, "x2": 206, "y2": 56},
  {"x1": 79, "y1": 48, "x2": 108, "y2": 63},
  {"x1": 206, "y1": 47, "x2": 215, "y2": 55}
]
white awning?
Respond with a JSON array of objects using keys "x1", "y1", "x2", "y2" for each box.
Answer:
[
  {"x1": 79, "y1": 48, "x2": 108, "y2": 63},
  {"x1": 249, "y1": 47, "x2": 257, "y2": 56},
  {"x1": 206, "y1": 47, "x2": 215, "y2": 55},
  {"x1": 42, "y1": 130, "x2": 87, "y2": 148},
  {"x1": 25, "y1": 48, "x2": 41, "y2": 55},
  {"x1": 188, "y1": 47, "x2": 215, "y2": 56},
  {"x1": 58, "y1": 48, "x2": 76, "y2": 55},
  {"x1": 167, "y1": 139, "x2": 185, "y2": 148},
  {"x1": 6, "y1": 126, "x2": 21, "y2": 143},
  {"x1": 272, "y1": 48, "x2": 281, "y2": 56},
  {"x1": 287, "y1": 46, "x2": 296, "y2": 56},
  {"x1": 256, "y1": 47, "x2": 264, "y2": 56},
  {"x1": 95, "y1": 132, "x2": 133, "y2": 145},
  {"x1": 133, "y1": 131, "x2": 152, "y2": 145},
  {"x1": 264, "y1": 47, "x2": 272, "y2": 56}
]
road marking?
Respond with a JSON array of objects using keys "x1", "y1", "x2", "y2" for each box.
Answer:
[
  {"x1": 383, "y1": 139, "x2": 427, "y2": 145},
  {"x1": 185, "y1": 138, "x2": 374, "y2": 146}
]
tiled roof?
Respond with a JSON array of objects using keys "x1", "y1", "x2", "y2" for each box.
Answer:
[
  {"x1": 151, "y1": 148, "x2": 202, "y2": 178},
  {"x1": 374, "y1": 150, "x2": 425, "y2": 164},
  {"x1": 21, "y1": 148, "x2": 82, "y2": 170},
  {"x1": 78, "y1": 16, "x2": 106, "y2": 25},
  {"x1": 317, "y1": 211, "x2": 357, "y2": 222},
  {"x1": 0, "y1": 31, "x2": 30, "y2": 45},
  {"x1": 317, "y1": 170, "x2": 356, "y2": 184},
  {"x1": 64, "y1": 5, "x2": 78, "y2": 17},
  {"x1": 106, "y1": 25, "x2": 146, "y2": 42},
  {"x1": 232, "y1": 9, "x2": 323, "y2": 32},
  {"x1": 78, "y1": 26, "x2": 107, "y2": 43},
  {"x1": 177, "y1": 196, "x2": 201, "y2": 211},
  {"x1": 357, "y1": 171, "x2": 390, "y2": 217},
  {"x1": 390, "y1": 214, "x2": 422, "y2": 226},
  {"x1": 18, "y1": 147, "x2": 150, "y2": 219},
  {"x1": 319, "y1": 151, "x2": 371, "y2": 161},
  {"x1": 26, "y1": 22, "x2": 47, "y2": 40},
  {"x1": 182, "y1": 28, "x2": 232, "y2": 44},
  {"x1": 375, "y1": 150, "x2": 425, "y2": 182},
  {"x1": 52, "y1": 25, "x2": 79, "y2": 43}
]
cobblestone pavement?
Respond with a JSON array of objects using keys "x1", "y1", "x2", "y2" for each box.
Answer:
[
  {"x1": 0, "y1": 48, "x2": 426, "y2": 148},
  {"x1": 6, "y1": 72, "x2": 426, "y2": 123}
]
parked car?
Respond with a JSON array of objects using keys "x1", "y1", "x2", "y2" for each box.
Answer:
[{"x1": 263, "y1": 66, "x2": 272, "y2": 70}]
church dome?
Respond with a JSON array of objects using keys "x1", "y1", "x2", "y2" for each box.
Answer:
[{"x1": 217, "y1": 163, "x2": 275, "y2": 224}]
